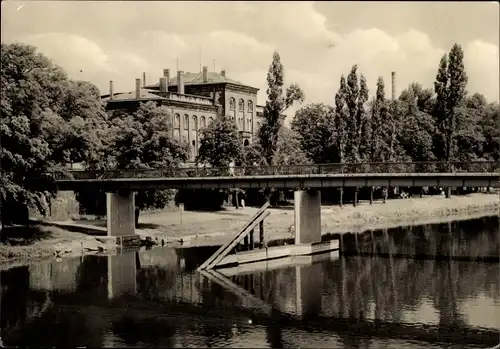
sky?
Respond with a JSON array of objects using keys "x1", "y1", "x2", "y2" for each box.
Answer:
[{"x1": 2, "y1": 1, "x2": 499, "y2": 118}]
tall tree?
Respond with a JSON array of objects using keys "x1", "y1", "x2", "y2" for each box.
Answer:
[
  {"x1": 242, "y1": 143, "x2": 266, "y2": 166},
  {"x1": 343, "y1": 65, "x2": 369, "y2": 162},
  {"x1": 195, "y1": 113, "x2": 246, "y2": 209},
  {"x1": 334, "y1": 76, "x2": 349, "y2": 164},
  {"x1": 291, "y1": 103, "x2": 337, "y2": 163},
  {"x1": 0, "y1": 43, "x2": 105, "y2": 223},
  {"x1": 57, "y1": 80, "x2": 109, "y2": 167},
  {"x1": 357, "y1": 74, "x2": 370, "y2": 161},
  {"x1": 258, "y1": 52, "x2": 305, "y2": 164},
  {"x1": 345, "y1": 65, "x2": 360, "y2": 162},
  {"x1": 397, "y1": 85, "x2": 435, "y2": 162},
  {"x1": 479, "y1": 101, "x2": 500, "y2": 161},
  {"x1": 368, "y1": 77, "x2": 389, "y2": 162},
  {"x1": 107, "y1": 102, "x2": 189, "y2": 225},
  {"x1": 342, "y1": 65, "x2": 369, "y2": 205},
  {"x1": 386, "y1": 100, "x2": 408, "y2": 162},
  {"x1": 433, "y1": 44, "x2": 468, "y2": 163},
  {"x1": 272, "y1": 127, "x2": 311, "y2": 166},
  {"x1": 197, "y1": 114, "x2": 244, "y2": 168},
  {"x1": 399, "y1": 82, "x2": 435, "y2": 115}
]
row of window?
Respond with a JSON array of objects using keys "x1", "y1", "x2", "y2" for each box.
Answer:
[
  {"x1": 229, "y1": 98, "x2": 253, "y2": 112},
  {"x1": 173, "y1": 114, "x2": 214, "y2": 130}
]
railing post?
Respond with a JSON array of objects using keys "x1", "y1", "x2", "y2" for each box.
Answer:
[
  {"x1": 259, "y1": 220, "x2": 265, "y2": 247},
  {"x1": 243, "y1": 234, "x2": 249, "y2": 251},
  {"x1": 249, "y1": 229, "x2": 254, "y2": 250}
]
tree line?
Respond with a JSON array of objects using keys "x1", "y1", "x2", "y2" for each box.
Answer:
[{"x1": 1, "y1": 42, "x2": 498, "y2": 224}]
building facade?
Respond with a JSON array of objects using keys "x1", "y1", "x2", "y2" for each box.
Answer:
[{"x1": 102, "y1": 67, "x2": 265, "y2": 161}]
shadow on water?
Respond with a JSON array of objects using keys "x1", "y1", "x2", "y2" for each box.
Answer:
[{"x1": 1, "y1": 216, "x2": 499, "y2": 348}]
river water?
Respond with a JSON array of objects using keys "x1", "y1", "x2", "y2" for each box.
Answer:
[{"x1": 1, "y1": 216, "x2": 499, "y2": 348}]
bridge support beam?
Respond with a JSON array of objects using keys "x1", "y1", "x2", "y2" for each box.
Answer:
[
  {"x1": 294, "y1": 190, "x2": 321, "y2": 244},
  {"x1": 106, "y1": 190, "x2": 135, "y2": 237}
]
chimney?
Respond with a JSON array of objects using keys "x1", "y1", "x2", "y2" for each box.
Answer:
[
  {"x1": 203, "y1": 66, "x2": 208, "y2": 83},
  {"x1": 159, "y1": 77, "x2": 167, "y2": 93},
  {"x1": 135, "y1": 78, "x2": 141, "y2": 99},
  {"x1": 391, "y1": 71, "x2": 396, "y2": 101},
  {"x1": 221, "y1": 68, "x2": 226, "y2": 77},
  {"x1": 109, "y1": 80, "x2": 114, "y2": 100},
  {"x1": 143, "y1": 72, "x2": 146, "y2": 87},
  {"x1": 177, "y1": 70, "x2": 185, "y2": 94}
]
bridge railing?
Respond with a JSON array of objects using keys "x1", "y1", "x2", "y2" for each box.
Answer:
[{"x1": 55, "y1": 161, "x2": 499, "y2": 180}]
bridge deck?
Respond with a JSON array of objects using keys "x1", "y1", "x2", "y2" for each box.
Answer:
[{"x1": 56, "y1": 172, "x2": 500, "y2": 190}]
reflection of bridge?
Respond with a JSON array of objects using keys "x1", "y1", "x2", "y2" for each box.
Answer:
[
  {"x1": 5, "y1": 235, "x2": 498, "y2": 347},
  {"x1": 53, "y1": 161, "x2": 499, "y2": 237}
]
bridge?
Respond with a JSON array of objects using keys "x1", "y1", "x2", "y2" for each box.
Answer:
[{"x1": 53, "y1": 161, "x2": 499, "y2": 240}]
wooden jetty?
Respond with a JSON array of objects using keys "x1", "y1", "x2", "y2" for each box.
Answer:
[{"x1": 197, "y1": 201, "x2": 339, "y2": 271}]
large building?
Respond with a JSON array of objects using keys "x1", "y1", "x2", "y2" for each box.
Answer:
[{"x1": 102, "y1": 66, "x2": 267, "y2": 161}]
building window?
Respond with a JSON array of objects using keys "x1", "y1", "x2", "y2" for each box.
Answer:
[
  {"x1": 193, "y1": 115, "x2": 198, "y2": 130},
  {"x1": 201, "y1": 116, "x2": 206, "y2": 128},
  {"x1": 239, "y1": 99, "x2": 244, "y2": 111},
  {"x1": 248, "y1": 101, "x2": 253, "y2": 111},
  {"x1": 184, "y1": 115, "x2": 189, "y2": 130},
  {"x1": 174, "y1": 114, "x2": 180, "y2": 128},
  {"x1": 208, "y1": 117, "x2": 214, "y2": 124},
  {"x1": 229, "y1": 98, "x2": 236, "y2": 110},
  {"x1": 247, "y1": 118, "x2": 251, "y2": 130}
]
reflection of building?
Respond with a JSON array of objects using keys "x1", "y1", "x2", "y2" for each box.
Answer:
[{"x1": 102, "y1": 68, "x2": 265, "y2": 161}]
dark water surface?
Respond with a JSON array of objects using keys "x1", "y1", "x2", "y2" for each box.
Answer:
[{"x1": 1, "y1": 216, "x2": 499, "y2": 348}]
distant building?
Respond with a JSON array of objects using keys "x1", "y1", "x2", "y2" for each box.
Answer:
[{"x1": 102, "y1": 67, "x2": 268, "y2": 161}]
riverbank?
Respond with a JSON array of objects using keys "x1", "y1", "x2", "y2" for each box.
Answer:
[
  {"x1": 0, "y1": 193, "x2": 498, "y2": 268},
  {"x1": 0, "y1": 225, "x2": 119, "y2": 269},
  {"x1": 119, "y1": 192, "x2": 500, "y2": 246}
]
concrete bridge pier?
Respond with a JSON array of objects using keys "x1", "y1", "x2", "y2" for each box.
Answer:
[
  {"x1": 294, "y1": 190, "x2": 322, "y2": 244},
  {"x1": 106, "y1": 190, "x2": 136, "y2": 238}
]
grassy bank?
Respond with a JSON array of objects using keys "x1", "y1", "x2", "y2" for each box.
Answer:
[
  {"x1": 0, "y1": 225, "x2": 116, "y2": 270},
  {"x1": 134, "y1": 192, "x2": 499, "y2": 246},
  {"x1": 1, "y1": 193, "x2": 498, "y2": 268}
]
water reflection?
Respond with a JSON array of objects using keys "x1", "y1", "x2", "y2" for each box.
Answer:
[{"x1": 1, "y1": 216, "x2": 499, "y2": 348}]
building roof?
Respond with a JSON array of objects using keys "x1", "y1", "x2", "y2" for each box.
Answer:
[
  {"x1": 102, "y1": 89, "x2": 166, "y2": 102},
  {"x1": 147, "y1": 71, "x2": 248, "y2": 88}
]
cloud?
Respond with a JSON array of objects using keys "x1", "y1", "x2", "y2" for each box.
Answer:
[
  {"x1": 18, "y1": 32, "x2": 113, "y2": 74},
  {"x1": 1, "y1": 1, "x2": 498, "y2": 112},
  {"x1": 465, "y1": 40, "x2": 499, "y2": 102}
]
